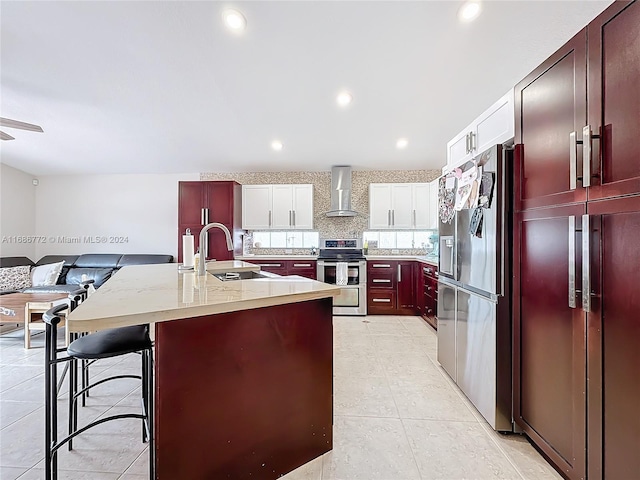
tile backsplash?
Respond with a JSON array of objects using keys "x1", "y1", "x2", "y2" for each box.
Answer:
[{"x1": 201, "y1": 169, "x2": 440, "y2": 254}]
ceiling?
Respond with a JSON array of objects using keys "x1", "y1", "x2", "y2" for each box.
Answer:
[{"x1": 1, "y1": 0, "x2": 613, "y2": 176}]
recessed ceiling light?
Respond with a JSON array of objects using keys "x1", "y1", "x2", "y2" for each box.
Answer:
[
  {"x1": 396, "y1": 138, "x2": 409, "y2": 149},
  {"x1": 222, "y1": 9, "x2": 247, "y2": 32},
  {"x1": 458, "y1": 1, "x2": 481, "y2": 22},
  {"x1": 336, "y1": 91, "x2": 353, "y2": 107},
  {"x1": 271, "y1": 140, "x2": 284, "y2": 151}
]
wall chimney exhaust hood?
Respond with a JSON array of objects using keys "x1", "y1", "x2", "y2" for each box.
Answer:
[{"x1": 326, "y1": 166, "x2": 360, "y2": 217}]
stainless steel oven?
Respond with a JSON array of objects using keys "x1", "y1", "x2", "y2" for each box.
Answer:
[{"x1": 316, "y1": 239, "x2": 367, "y2": 316}]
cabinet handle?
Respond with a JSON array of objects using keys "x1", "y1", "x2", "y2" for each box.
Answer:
[
  {"x1": 465, "y1": 133, "x2": 470, "y2": 154},
  {"x1": 582, "y1": 214, "x2": 591, "y2": 312},
  {"x1": 293, "y1": 263, "x2": 311, "y2": 267},
  {"x1": 372, "y1": 279, "x2": 391, "y2": 283},
  {"x1": 568, "y1": 216, "x2": 576, "y2": 308},
  {"x1": 201, "y1": 208, "x2": 206, "y2": 226},
  {"x1": 372, "y1": 264, "x2": 391, "y2": 268},
  {"x1": 292, "y1": 210, "x2": 296, "y2": 226},
  {"x1": 258, "y1": 263, "x2": 282, "y2": 267},
  {"x1": 569, "y1": 131, "x2": 579, "y2": 190},
  {"x1": 205, "y1": 208, "x2": 209, "y2": 225},
  {"x1": 392, "y1": 210, "x2": 395, "y2": 226},
  {"x1": 269, "y1": 210, "x2": 272, "y2": 227},
  {"x1": 397, "y1": 264, "x2": 401, "y2": 282},
  {"x1": 427, "y1": 285, "x2": 432, "y2": 291},
  {"x1": 582, "y1": 125, "x2": 598, "y2": 188},
  {"x1": 388, "y1": 210, "x2": 391, "y2": 226},
  {"x1": 413, "y1": 209, "x2": 416, "y2": 227},
  {"x1": 372, "y1": 298, "x2": 391, "y2": 303},
  {"x1": 469, "y1": 131, "x2": 476, "y2": 151}
]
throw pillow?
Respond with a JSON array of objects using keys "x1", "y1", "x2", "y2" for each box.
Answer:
[
  {"x1": 31, "y1": 261, "x2": 65, "y2": 287},
  {"x1": 0, "y1": 265, "x2": 33, "y2": 291}
]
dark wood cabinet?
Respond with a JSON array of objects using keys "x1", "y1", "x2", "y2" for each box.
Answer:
[
  {"x1": 286, "y1": 260, "x2": 317, "y2": 280},
  {"x1": 513, "y1": 204, "x2": 587, "y2": 480},
  {"x1": 367, "y1": 261, "x2": 396, "y2": 314},
  {"x1": 178, "y1": 181, "x2": 242, "y2": 263},
  {"x1": 366, "y1": 260, "x2": 416, "y2": 315},
  {"x1": 415, "y1": 263, "x2": 425, "y2": 316},
  {"x1": 396, "y1": 261, "x2": 415, "y2": 313},
  {"x1": 586, "y1": 1, "x2": 640, "y2": 201},
  {"x1": 585, "y1": 194, "x2": 640, "y2": 479},
  {"x1": 421, "y1": 264, "x2": 438, "y2": 329},
  {"x1": 248, "y1": 260, "x2": 316, "y2": 279},
  {"x1": 514, "y1": 30, "x2": 587, "y2": 211},
  {"x1": 513, "y1": 3, "x2": 640, "y2": 479},
  {"x1": 515, "y1": 0, "x2": 639, "y2": 211}
]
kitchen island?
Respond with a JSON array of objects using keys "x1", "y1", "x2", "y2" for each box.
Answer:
[{"x1": 66, "y1": 261, "x2": 340, "y2": 479}]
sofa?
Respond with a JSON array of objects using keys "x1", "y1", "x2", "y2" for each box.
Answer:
[{"x1": 0, "y1": 253, "x2": 173, "y2": 327}]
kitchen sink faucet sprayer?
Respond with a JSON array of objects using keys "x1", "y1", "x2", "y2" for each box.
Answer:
[{"x1": 198, "y1": 223, "x2": 234, "y2": 276}]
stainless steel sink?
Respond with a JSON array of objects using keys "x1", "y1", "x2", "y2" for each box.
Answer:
[{"x1": 211, "y1": 271, "x2": 270, "y2": 281}]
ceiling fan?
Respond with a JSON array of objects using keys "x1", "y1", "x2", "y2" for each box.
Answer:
[{"x1": 0, "y1": 117, "x2": 44, "y2": 141}]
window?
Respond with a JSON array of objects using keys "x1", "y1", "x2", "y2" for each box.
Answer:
[
  {"x1": 251, "y1": 231, "x2": 320, "y2": 249},
  {"x1": 363, "y1": 230, "x2": 438, "y2": 249}
]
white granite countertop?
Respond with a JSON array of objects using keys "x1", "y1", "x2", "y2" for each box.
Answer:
[
  {"x1": 66, "y1": 261, "x2": 340, "y2": 332},
  {"x1": 236, "y1": 255, "x2": 318, "y2": 261},
  {"x1": 366, "y1": 255, "x2": 438, "y2": 266},
  {"x1": 236, "y1": 254, "x2": 438, "y2": 266}
]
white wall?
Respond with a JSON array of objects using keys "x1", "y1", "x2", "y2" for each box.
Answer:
[
  {"x1": 0, "y1": 163, "x2": 37, "y2": 259},
  {"x1": 34, "y1": 173, "x2": 199, "y2": 259}
]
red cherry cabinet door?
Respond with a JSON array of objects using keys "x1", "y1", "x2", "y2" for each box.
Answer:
[
  {"x1": 586, "y1": 195, "x2": 640, "y2": 479},
  {"x1": 587, "y1": 0, "x2": 640, "y2": 201},
  {"x1": 513, "y1": 204, "x2": 586, "y2": 479},
  {"x1": 514, "y1": 32, "x2": 587, "y2": 211}
]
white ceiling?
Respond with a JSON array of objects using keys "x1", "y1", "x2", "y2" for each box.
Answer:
[{"x1": 1, "y1": 0, "x2": 613, "y2": 176}]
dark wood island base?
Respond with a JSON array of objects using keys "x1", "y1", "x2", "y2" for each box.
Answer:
[{"x1": 154, "y1": 297, "x2": 333, "y2": 479}]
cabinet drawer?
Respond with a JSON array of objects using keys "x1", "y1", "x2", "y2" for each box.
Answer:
[
  {"x1": 286, "y1": 261, "x2": 317, "y2": 279},
  {"x1": 368, "y1": 261, "x2": 395, "y2": 271},
  {"x1": 367, "y1": 289, "x2": 397, "y2": 314},
  {"x1": 252, "y1": 262, "x2": 287, "y2": 275},
  {"x1": 368, "y1": 271, "x2": 394, "y2": 288}
]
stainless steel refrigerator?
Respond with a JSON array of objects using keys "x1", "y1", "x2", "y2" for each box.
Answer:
[{"x1": 437, "y1": 144, "x2": 513, "y2": 431}]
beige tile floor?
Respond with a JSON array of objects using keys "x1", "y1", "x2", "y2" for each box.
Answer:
[{"x1": 0, "y1": 315, "x2": 561, "y2": 480}]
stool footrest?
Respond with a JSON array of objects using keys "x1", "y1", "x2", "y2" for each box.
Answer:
[
  {"x1": 50, "y1": 413, "x2": 148, "y2": 455},
  {"x1": 72, "y1": 374, "x2": 142, "y2": 400}
]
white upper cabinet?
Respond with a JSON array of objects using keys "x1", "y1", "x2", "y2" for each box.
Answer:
[
  {"x1": 242, "y1": 184, "x2": 313, "y2": 230},
  {"x1": 412, "y1": 183, "x2": 431, "y2": 229},
  {"x1": 242, "y1": 185, "x2": 272, "y2": 230},
  {"x1": 369, "y1": 183, "x2": 431, "y2": 230},
  {"x1": 445, "y1": 90, "x2": 514, "y2": 172},
  {"x1": 428, "y1": 179, "x2": 439, "y2": 230}
]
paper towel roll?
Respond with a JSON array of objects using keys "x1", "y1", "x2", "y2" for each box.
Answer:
[
  {"x1": 182, "y1": 272, "x2": 195, "y2": 304},
  {"x1": 182, "y1": 232, "x2": 194, "y2": 268}
]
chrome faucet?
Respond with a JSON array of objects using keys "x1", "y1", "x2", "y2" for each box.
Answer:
[{"x1": 198, "y1": 222, "x2": 234, "y2": 276}]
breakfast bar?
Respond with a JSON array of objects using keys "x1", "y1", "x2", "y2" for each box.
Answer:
[{"x1": 66, "y1": 261, "x2": 340, "y2": 479}]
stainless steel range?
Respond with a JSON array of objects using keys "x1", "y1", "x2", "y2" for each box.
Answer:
[{"x1": 316, "y1": 239, "x2": 367, "y2": 316}]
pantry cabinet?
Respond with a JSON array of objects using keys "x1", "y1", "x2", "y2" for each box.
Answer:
[
  {"x1": 446, "y1": 90, "x2": 514, "y2": 172},
  {"x1": 369, "y1": 183, "x2": 431, "y2": 229},
  {"x1": 177, "y1": 181, "x2": 242, "y2": 262},
  {"x1": 513, "y1": 2, "x2": 640, "y2": 479},
  {"x1": 242, "y1": 184, "x2": 314, "y2": 230}
]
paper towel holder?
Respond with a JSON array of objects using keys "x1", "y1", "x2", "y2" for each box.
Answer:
[{"x1": 179, "y1": 228, "x2": 195, "y2": 272}]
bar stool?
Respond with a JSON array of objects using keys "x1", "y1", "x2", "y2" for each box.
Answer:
[{"x1": 43, "y1": 300, "x2": 154, "y2": 480}]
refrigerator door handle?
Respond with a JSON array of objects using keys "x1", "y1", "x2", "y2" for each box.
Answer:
[
  {"x1": 582, "y1": 214, "x2": 591, "y2": 312},
  {"x1": 568, "y1": 216, "x2": 576, "y2": 308}
]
